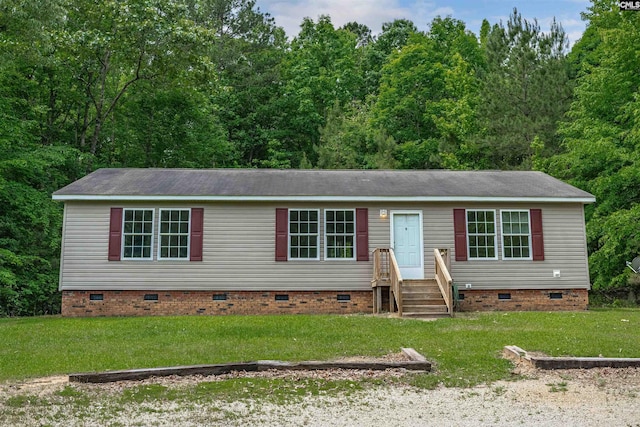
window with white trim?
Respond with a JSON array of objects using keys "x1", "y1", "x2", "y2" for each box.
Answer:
[
  {"x1": 501, "y1": 210, "x2": 531, "y2": 259},
  {"x1": 325, "y1": 209, "x2": 355, "y2": 259},
  {"x1": 158, "y1": 209, "x2": 190, "y2": 259},
  {"x1": 289, "y1": 209, "x2": 319, "y2": 259},
  {"x1": 467, "y1": 210, "x2": 497, "y2": 259},
  {"x1": 122, "y1": 209, "x2": 154, "y2": 260}
]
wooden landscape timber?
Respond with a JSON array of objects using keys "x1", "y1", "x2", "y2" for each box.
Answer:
[
  {"x1": 69, "y1": 348, "x2": 431, "y2": 383},
  {"x1": 504, "y1": 345, "x2": 640, "y2": 370}
]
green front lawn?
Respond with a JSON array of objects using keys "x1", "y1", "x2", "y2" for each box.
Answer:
[{"x1": 1, "y1": 309, "x2": 638, "y2": 386}]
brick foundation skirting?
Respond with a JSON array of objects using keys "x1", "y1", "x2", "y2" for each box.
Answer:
[
  {"x1": 61, "y1": 290, "x2": 374, "y2": 317},
  {"x1": 456, "y1": 288, "x2": 589, "y2": 311},
  {"x1": 62, "y1": 287, "x2": 589, "y2": 317}
]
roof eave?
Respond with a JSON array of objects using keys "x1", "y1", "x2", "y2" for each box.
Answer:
[{"x1": 51, "y1": 194, "x2": 596, "y2": 204}]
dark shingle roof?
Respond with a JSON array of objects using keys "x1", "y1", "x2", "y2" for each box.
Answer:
[{"x1": 52, "y1": 168, "x2": 595, "y2": 202}]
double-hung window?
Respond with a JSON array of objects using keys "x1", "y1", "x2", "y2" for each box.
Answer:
[
  {"x1": 467, "y1": 210, "x2": 497, "y2": 259},
  {"x1": 275, "y1": 208, "x2": 367, "y2": 262},
  {"x1": 122, "y1": 209, "x2": 154, "y2": 260},
  {"x1": 289, "y1": 209, "x2": 320, "y2": 260},
  {"x1": 501, "y1": 210, "x2": 532, "y2": 259},
  {"x1": 158, "y1": 209, "x2": 191, "y2": 260},
  {"x1": 110, "y1": 207, "x2": 203, "y2": 262},
  {"x1": 289, "y1": 209, "x2": 319, "y2": 260},
  {"x1": 325, "y1": 209, "x2": 355, "y2": 259}
]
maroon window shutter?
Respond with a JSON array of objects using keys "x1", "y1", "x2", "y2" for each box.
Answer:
[
  {"x1": 453, "y1": 209, "x2": 468, "y2": 261},
  {"x1": 356, "y1": 208, "x2": 369, "y2": 261},
  {"x1": 275, "y1": 208, "x2": 288, "y2": 261},
  {"x1": 190, "y1": 208, "x2": 204, "y2": 261},
  {"x1": 108, "y1": 208, "x2": 123, "y2": 261},
  {"x1": 530, "y1": 209, "x2": 544, "y2": 261}
]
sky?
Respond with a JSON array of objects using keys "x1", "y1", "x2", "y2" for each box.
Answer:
[{"x1": 256, "y1": 0, "x2": 591, "y2": 47}]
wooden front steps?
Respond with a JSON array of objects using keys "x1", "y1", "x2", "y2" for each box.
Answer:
[{"x1": 402, "y1": 279, "x2": 450, "y2": 318}]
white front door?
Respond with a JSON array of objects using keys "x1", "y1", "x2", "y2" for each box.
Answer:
[{"x1": 391, "y1": 212, "x2": 424, "y2": 279}]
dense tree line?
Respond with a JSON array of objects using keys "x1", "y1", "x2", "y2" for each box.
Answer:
[{"x1": 0, "y1": 0, "x2": 636, "y2": 315}]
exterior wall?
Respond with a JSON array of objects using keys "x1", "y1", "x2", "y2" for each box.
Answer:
[
  {"x1": 60, "y1": 201, "x2": 375, "y2": 292},
  {"x1": 445, "y1": 203, "x2": 591, "y2": 291},
  {"x1": 58, "y1": 200, "x2": 591, "y2": 315},
  {"x1": 374, "y1": 203, "x2": 590, "y2": 291},
  {"x1": 61, "y1": 290, "x2": 372, "y2": 317},
  {"x1": 457, "y1": 289, "x2": 589, "y2": 311}
]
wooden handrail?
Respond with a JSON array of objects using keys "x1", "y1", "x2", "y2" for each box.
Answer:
[
  {"x1": 372, "y1": 248, "x2": 403, "y2": 315},
  {"x1": 371, "y1": 248, "x2": 388, "y2": 314},
  {"x1": 434, "y1": 248, "x2": 453, "y2": 316},
  {"x1": 388, "y1": 249, "x2": 403, "y2": 316},
  {"x1": 372, "y1": 248, "x2": 389, "y2": 286},
  {"x1": 375, "y1": 248, "x2": 451, "y2": 317}
]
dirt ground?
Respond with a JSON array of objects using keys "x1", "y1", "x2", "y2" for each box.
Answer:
[{"x1": 2, "y1": 359, "x2": 640, "y2": 426}]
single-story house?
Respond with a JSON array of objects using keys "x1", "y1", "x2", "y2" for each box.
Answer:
[{"x1": 52, "y1": 168, "x2": 595, "y2": 317}]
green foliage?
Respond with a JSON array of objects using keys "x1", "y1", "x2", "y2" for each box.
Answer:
[
  {"x1": 277, "y1": 15, "x2": 364, "y2": 166},
  {"x1": 589, "y1": 205, "x2": 640, "y2": 290},
  {"x1": 0, "y1": 0, "x2": 287, "y2": 315},
  {"x1": 195, "y1": 0, "x2": 287, "y2": 165},
  {"x1": 372, "y1": 17, "x2": 482, "y2": 169},
  {"x1": 0, "y1": 144, "x2": 82, "y2": 315},
  {"x1": 54, "y1": 0, "x2": 206, "y2": 159},
  {"x1": 0, "y1": 11, "x2": 84, "y2": 314},
  {"x1": 1, "y1": 0, "x2": 637, "y2": 309},
  {"x1": 341, "y1": 21, "x2": 373, "y2": 48},
  {"x1": 112, "y1": 84, "x2": 234, "y2": 168},
  {"x1": 316, "y1": 102, "x2": 397, "y2": 169},
  {"x1": 547, "y1": 0, "x2": 640, "y2": 291},
  {"x1": 256, "y1": 139, "x2": 293, "y2": 169},
  {"x1": 474, "y1": 8, "x2": 571, "y2": 168},
  {"x1": 362, "y1": 19, "x2": 418, "y2": 94}
]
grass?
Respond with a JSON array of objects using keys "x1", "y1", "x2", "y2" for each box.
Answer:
[
  {"x1": 1, "y1": 310, "x2": 640, "y2": 424},
  {"x1": 1, "y1": 309, "x2": 640, "y2": 387},
  {"x1": 546, "y1": 381, "x2": 569, "y2": 392}
]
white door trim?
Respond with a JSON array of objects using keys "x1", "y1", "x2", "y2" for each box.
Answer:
[{"x1": 390, "y1": 210, "x2": 424, "y2": 279}]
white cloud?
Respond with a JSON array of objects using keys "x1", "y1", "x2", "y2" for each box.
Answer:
[
  {"x1": 566, "y1": 29, "x2": 585, "y2": 45},
  {"x1": 256, "y1": 0, "x2": 585, "y2": 46},
  {"x1": 258, "y1": 0, "x2": 455, "y2": 37}
]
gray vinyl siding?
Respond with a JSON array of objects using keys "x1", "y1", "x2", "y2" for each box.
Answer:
[
  {"x1": 442, "y1": 203, "x2": 591, "y2": 290},
  {"x1": 60, "y1": 202, "x2": 371, "y2": 291},
  {"x1": 374, "y1": 203, "x2": 590, "y2": 290},
  {"x1": 58, "y1": 201, "x2": 590, "y2": 292}
]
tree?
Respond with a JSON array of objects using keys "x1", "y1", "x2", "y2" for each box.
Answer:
[
  {"x1": 276, "y1": 16, "x2": 363, "y2": 166},
  {"x1": 479, "y1": 19, "x2": 491, "y2": 46},
  {"x1": 0, "y1": 0, "x2": 74, "y2": 147},
  {"x1": 341, "y1": 21, "x2": 373, "y2": 48},
  {"x1": 547, "y1": 0, "x2": 640, "y2": 291},
  {"x1": 110, "y1": 82, "x2": 233, "y2": 168},
  {"x1": 0, "y1": 144, "x2": 81, "y2": 316},
  {"x1": 0, "y1": 0, "x2": 84, "y2": 315},
  {"x1": 55, "y1": 0, "x2": 208, "y2": 164},
  {"x1": 316, "y1": 102, "x2": 397, "y2": 169},
  {"x1": 372, "y1": 17, "x2": 482, "y2": 169},
  {"x1": 186, "y1": 0, "x2": 288, "y2": 165},
  {"x1": 362, "y1": 19, "x2": 418, "y2": 95},
  {"x1": 474, "y1": 9, "x2": 572, "y2": 169}
]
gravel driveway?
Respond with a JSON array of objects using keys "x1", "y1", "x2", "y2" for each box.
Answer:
[{"x1": 2, "y1": 365, "x2": 639, "y2": 426}]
